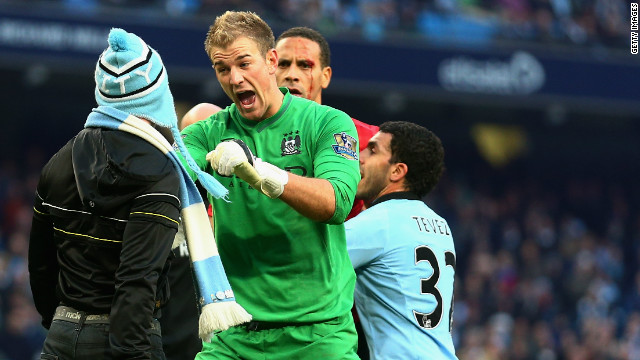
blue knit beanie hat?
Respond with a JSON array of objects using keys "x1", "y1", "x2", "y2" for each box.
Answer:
[
  {"x1": 94, "y1": 28, "x2": 228, "y2": 201},
  {"x1": 95, "y1": 28, "x2": 177, "y2": 127}
]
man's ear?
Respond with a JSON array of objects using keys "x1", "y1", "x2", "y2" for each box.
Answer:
[
  {"x1": 267, "y1": 49, "x2": 278, "y2": 74},
  {"x1": 321, "y1": 66, "x2": 332, "y2": 89},
  {"x1": 390, "y1": 162, "x2": 408, "y2": 183}
]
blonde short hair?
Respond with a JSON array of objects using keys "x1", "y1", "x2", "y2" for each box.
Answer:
[{"x1": 204, "y1": 11, "x2": 275, "y2": 61}]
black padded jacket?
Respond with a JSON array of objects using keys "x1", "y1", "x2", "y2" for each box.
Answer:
[{"x1": 29, "y1": 127, "x2": 181, "y2": 359}]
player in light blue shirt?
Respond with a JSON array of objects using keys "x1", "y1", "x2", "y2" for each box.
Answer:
[{"x1": 346, "y1": 121, "x2": 458, "y2": 360}]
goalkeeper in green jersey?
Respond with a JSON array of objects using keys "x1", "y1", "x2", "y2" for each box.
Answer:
[{"x1": 181, "y1": 11, "x2": 361, "y2": 360}]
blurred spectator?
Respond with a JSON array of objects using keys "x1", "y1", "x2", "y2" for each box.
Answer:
[
  {"x1": 0, "y1": 148, "x2": 47, "y2": 360},
  {"x1": 0, "y1": 0, "x2": 627, "y2": 49}
]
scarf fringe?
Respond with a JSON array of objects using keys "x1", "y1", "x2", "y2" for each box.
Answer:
[{"x1": 199, "y1": 302, "x2": 253, "y2": 342}]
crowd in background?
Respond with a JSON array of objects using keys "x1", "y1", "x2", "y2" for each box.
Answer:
[
  {"x1": 432, "y1": 166, "x2": 640, "y2": 359},
  {"x1": 1, "y1": 140, "x2": 639, "y2": 359},
  {"x1": 9, "y1": 0, "x2": 629, "y2": 49},
  {"x1": 0, "y1": 148, "x2": 48, "y2": 360},
  {"x1": 0, "y1": 0, "x2": 636, "y2": 359}
]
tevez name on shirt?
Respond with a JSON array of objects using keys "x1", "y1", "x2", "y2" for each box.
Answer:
[{"x1": 411, "y1": 216, "x2": 451, "y2": 236}]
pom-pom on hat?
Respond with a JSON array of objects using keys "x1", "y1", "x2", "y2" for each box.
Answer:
[{"x1": 94, "y1": 28, "x2": 177, "y2": 128}]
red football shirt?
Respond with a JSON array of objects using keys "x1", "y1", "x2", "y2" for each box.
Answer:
[{"x1": 347, "y1": 118, "x2": 379, "y2": 220}]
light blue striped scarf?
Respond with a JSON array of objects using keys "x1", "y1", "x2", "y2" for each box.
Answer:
[{"x1": 86, "y1": 106, "x2": 251, "y2": 341}]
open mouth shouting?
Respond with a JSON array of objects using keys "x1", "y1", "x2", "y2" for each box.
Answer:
[{"x1": 237, "y1": 90, "x2": 256, "y2": 108}]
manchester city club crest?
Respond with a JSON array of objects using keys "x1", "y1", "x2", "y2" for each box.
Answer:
[
  {"x1": 332, "y1": 132, "x2": 358, "y2": 160},
  {"x1": 281, "y1": 131, "x2": 301, "y2": 156}
]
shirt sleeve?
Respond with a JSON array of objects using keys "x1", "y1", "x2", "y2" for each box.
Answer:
[
  {"x1": 109, "y1": 166, "x2": 181, "y2": 359},
  {"x1": 28, "y1": 187, "x2": 60, "y2": 329},
  {"x1": 180, "y1": 119, "x2": 217, "y2": 181},
  {"x1": 352, "y1": 118, "x2": 379, "y2": 152},
  {"x1": 313, "y1": 109, "x2": 361, "y2": 224},
  {"x1": 345, "y1": 210, "x2": 386, "y2": 269}
]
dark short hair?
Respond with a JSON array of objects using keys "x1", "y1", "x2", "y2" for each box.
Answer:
[
  {"x1": 379, "y1": 121, "x2": 444, "y2": 197},
  {"x1": 204, "y1": 11, "x2": 275, "y2": 61},
  {"x1": 276, "y1": 27, "x2": 331, "y2": 68}
]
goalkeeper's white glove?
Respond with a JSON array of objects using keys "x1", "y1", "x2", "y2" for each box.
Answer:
[
  {"x1": 206, "y1": 140, "x2": 250, "y2": 176},
  {"x1": 252, "y1": 158, "x2": 288, "y2": 199},
  {"x1": 206, "y1": 140, "x2": 288, "y2": 199}
]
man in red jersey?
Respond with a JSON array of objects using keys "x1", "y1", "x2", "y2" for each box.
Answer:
[{"x1": 274, "y1": 26, "x2": 378, "y2": 220}]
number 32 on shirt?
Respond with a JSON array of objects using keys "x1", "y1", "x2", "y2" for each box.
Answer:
[{"x1": 413, "y1": 246, "x2": 456, "y2": 332}]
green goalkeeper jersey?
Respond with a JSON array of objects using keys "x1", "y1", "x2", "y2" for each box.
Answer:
[{"x1": 182, "y1": 89, "x2": 360, "y2": 323}]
